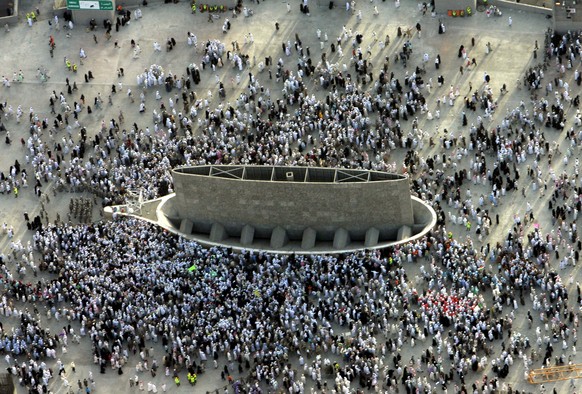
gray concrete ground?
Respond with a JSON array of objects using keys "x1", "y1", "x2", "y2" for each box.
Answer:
[{"x1": 0, "y1": 0, "x2": 576, "y2": 393}]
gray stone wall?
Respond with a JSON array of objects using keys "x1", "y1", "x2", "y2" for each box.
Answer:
[
  {"x1": 496, "y1": 0, "x2": 552, "y2": 16},
  {"x1": 172, "y1": 168, "x2": 414, "y2": 241}
]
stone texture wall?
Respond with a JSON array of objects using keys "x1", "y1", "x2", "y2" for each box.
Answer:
[{"x1": 172, "y1": 167, "x2": 414, "y2": 240}]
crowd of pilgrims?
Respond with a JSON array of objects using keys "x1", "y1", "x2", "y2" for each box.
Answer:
[
  {"x1": 0, "y1": 27, "x2": 464, "y2": 208},
  {"x1": 0, "y1": 200, "x2": 575, "y2": 394},
  {"x1": 0, "y1": 15, "x2": 582, "y2": 392}
]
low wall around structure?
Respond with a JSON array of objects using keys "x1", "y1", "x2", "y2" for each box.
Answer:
[
  {"x1": 116, "y1": 0, "x2": 236, "y2": 9},
  {"x1": 0, "y1": 13, "x2": 17, "y2": 24},
  {"x1": 495, "y1": 0, "x2": 553, "y2": 15},
  {"x1": 435, "y1": 0, "x2": 476, "y2": 14},
  {"x1": 0, "y1": 0, "x2": 18, "y2": 25},
  {"x1": 55, "y1": 0, "x2": 234, "y2": 26},
  {"x1": 72, "y1": 9, "x2": 115, "y2": 25}
]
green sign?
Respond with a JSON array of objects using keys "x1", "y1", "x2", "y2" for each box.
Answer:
[{"x1": 67, "y1": 0, "x2": 114, "y2": 10}]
